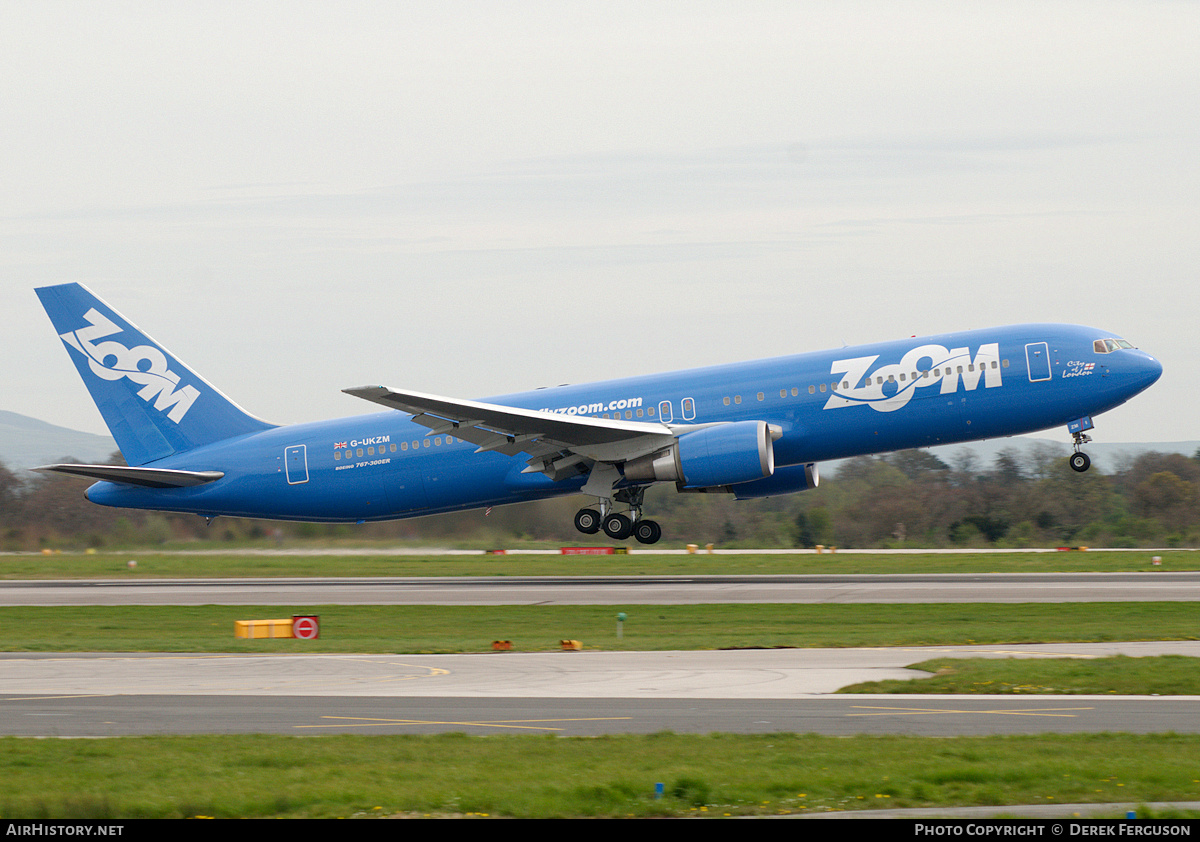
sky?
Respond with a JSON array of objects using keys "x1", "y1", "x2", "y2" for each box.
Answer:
[{"x1": 3, "y1": 1, "x2": 1198, "y2": 445}]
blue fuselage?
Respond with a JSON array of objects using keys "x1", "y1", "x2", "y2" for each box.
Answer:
[{"x1": 84, "y1": 323, "x2": 1163, "y2": 522}]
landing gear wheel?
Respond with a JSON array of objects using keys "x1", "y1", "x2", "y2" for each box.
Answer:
[
  {"x1": 574, "y1": 508, "x2": 601, "y2": 534},
  {"x1": 632, "y1": 519, "x2": 662, "y2": 545},
  {"x1": 1069, "y1": 452, "x2": 1091, "y2": 473},
  {"x1": 601, "y1": 513, "x2": 633, "y2": 540}
]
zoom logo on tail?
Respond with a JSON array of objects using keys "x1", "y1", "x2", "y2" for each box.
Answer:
[
  {"x1": 824, "y1": 343, "x2": 1002, "y2": 414},
  {"x1": 59, "y1": 307, "x2": 201, "y2": 423}
]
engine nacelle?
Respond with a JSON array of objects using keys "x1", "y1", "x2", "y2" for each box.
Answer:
[
  {"x1": 624, "y1": 420, "x2": 775, "y2": 488},
  {"x1": 731, "y1": 462, "x2": 819, "y2": 499}
]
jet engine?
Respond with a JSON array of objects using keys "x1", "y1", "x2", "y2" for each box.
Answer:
[
  {"x1": 623, "y1": 420, "x2": 776, "y2": 488},
  {"x1": 730, "y1": 462, "x2": 819, "y2": 499}
]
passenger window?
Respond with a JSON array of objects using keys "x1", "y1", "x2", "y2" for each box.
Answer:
[
  {"x1": 756, "y1": 392, "x2": 764, "y2": 401},
  {"x1": 682, "y1": 397, "x2": 696, "y2": 420}
]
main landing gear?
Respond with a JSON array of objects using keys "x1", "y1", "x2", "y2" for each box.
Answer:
[{"x1": 573, "y1": 486, "x2": 662, "y2": 544}]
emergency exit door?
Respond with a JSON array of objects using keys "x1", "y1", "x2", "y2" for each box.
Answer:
[
  {"x1": 285, "y1": 445, "x2": 309, "y2": 484},
  {"x1": 1025, "y1": 342, "x2": 1051, "y2": 382}
]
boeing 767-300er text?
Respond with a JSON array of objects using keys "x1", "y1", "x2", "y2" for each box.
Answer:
[{"x1": 34, "y1": 283, "x2": 1162, "y2": 544}]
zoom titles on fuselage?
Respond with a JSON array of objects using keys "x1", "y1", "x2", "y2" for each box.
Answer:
[{"x1": 823, "y1": 343, "x2": 1001, "y2": 413}]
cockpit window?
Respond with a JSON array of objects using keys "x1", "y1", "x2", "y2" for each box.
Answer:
[{"x1": 1094, "y1": 338, "x2": 1136, "y2": 354}]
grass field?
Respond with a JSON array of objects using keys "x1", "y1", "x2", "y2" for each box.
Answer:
[
  {"x1": 0, "y1": 602, "x2": 1196, "y2": 653},
  {"x1": 840, "y1": 655, "x2": 1200, "y2": 695},
  {"x1": 1, "y1": 548, "x2": 1195, "y2": 578},
  {"x1": 2, "y1": 733, "x2": 1199, "y2": 818}
]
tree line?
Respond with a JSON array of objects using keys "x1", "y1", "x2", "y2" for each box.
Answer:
[{"x1": 1, "y1": 445, "x2": 1198, "y2": 550}]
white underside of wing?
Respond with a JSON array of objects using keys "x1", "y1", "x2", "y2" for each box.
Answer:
[{"x1": 343, "y1": 386, "x2": 679, "y2": 472}]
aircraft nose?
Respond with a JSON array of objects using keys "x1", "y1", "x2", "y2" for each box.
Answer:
[{"x1": 1133, "y1": 352, "x2": 1163, "y2": 391}]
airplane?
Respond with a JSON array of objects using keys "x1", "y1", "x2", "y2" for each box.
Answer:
[{"x1": 33, "y1": 283, "x2": 1162, "y2": 544}]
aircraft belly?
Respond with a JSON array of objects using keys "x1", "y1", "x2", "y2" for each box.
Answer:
[{"x1": 420, "y1": 452, "x2": 513, "y2": 511}]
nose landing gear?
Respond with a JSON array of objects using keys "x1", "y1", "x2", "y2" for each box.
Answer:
[
  {"x1": 1068, "y1": 416, "x2": 1094, "y2": 473},
  {"x1": 1069, "y1": 448, "x2": 1091, "y2": 473}
]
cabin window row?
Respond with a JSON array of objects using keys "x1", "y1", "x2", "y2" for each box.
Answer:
[{"x1": 333, "y1": 437, "x2": 463, "y2": 459}]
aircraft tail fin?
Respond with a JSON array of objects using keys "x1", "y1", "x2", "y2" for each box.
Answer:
[{"x1": 35, "y1": 283, "x2": 275, "y2": 466}]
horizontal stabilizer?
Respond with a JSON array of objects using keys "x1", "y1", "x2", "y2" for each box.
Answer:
[{"x1": 33, "y1": 463, "x2": 224, "y2": 489}]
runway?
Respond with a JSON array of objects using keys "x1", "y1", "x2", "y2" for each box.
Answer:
[
  {"x1": 2, "y1": 642, "x2": 1198, "y2": 737},
  {"x1": 4, "y1": 571, "x2": 1200, "y2": 605}
]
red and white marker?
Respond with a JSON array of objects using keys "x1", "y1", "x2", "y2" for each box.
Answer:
[{"x1": 292, "y1": 615, "x2": 320, "y2": 640}]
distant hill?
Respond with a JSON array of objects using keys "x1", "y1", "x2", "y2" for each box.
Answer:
[{"x1": 0, "y1": 411, "x2": 117, "y2": 473}]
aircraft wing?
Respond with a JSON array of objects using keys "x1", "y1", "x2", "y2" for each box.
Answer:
[{"x1": 343, "y1": 385, "x2": 677, "y2": 479}]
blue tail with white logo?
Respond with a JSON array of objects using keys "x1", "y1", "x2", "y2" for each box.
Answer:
[{"x1": 36, "y1": 283, "x2": 275, "y2": 466}]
